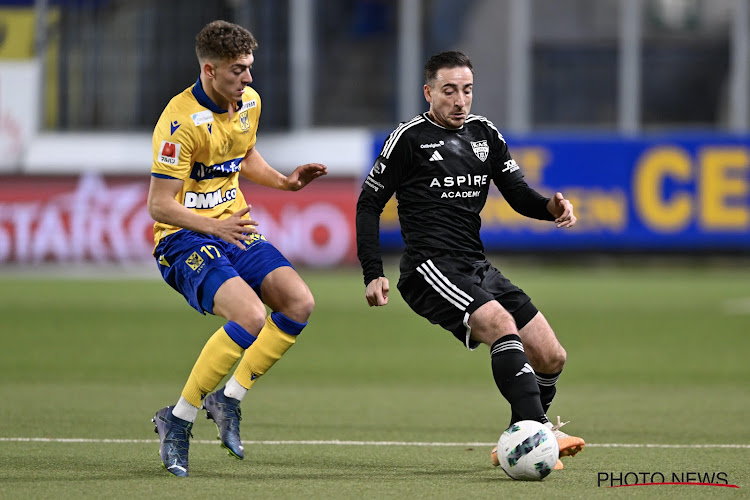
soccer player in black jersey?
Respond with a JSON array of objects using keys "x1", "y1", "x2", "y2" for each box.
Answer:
[{"x1": 356, "y1": 51, "x2": 584, "y2": 470}]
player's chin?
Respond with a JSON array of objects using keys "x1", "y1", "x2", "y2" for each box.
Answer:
[{"x1": 450, "y1": 115, "x2": 466, "y2": 127}]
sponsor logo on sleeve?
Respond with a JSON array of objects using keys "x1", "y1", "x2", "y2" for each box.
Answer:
[
  {"x1": 158, "y1": 141, "x2": 181, "y2": 165},
  {"x1": 368, "y1": 160, "x2": 386, "y2": 177},
  {"x1": 502, "y1": 159, "x2": 520, "y2": 173},
  {"x1": 170, "y1": 120, "x2": 180, "y2": 135}
]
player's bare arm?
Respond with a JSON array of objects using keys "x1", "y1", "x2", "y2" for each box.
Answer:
[
  {"x1": 240, "y1": 147, "x2": 327, "y2": 191},
  {"x1": 147, "y1": 176, "x2": 258, "y2": 249},
  {"x1": 365, "y1": 276, "x2": 390, "y2": 307},
  {"x1": 547, "y1": 192, "x2": 577, "y2": 228}
]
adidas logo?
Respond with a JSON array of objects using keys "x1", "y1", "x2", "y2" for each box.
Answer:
[
  {"x1": 429, "y1": 150, "x2": 444, "y2": 161},
  {"x1": 515, "y1": 363, "x2": 535, "y2": 377}
]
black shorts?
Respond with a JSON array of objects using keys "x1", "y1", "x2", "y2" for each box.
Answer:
[{"x1": 397, "y1": 257, "x2": 538, "y2": 349}]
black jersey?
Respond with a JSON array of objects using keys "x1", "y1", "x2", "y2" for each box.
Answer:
[{"x1": 356, "y1": 112, "x2": 554, "y2": 285}]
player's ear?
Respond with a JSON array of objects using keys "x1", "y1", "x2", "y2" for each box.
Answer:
[
  {"x1": 423, "y1": 84, "x2": 432, "y2": 103},
  {"x1": 203, "y1": 61, "x2": 216, "y2": 79}
]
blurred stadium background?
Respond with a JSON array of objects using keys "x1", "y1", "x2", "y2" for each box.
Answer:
[
  {"x1": 1, "y1": 1, "x2": 749, "y2": 496},
  {"x1": 0, "y1": 0, "x2": 748, "y2": 265}
]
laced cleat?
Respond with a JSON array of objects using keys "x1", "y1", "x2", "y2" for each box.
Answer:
[
  {"x1": 203, "y1": 389, "x2": 244, "y2": 459},
  {"x1": 546, "y1": 416, "x2": 585, "y2": 458},
  {"x1": 554, "y1": 459, "x2": 564, "y2": 470},
  {"x1": 152, "y1": 406, "x2": 193, "y2": 477}
]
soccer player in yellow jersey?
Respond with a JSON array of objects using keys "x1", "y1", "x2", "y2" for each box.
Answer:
[{"x1": 148, "y1": 20, "x2": 327, "y2": 477}]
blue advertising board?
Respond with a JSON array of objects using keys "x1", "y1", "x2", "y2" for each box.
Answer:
[{"x1": 370, "y1": 132, "x2": 750, "y2": 251}]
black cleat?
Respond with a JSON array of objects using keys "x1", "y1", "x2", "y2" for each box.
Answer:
[{"x1": 152, "y1": 406, "x2": 193, "y2": 477}]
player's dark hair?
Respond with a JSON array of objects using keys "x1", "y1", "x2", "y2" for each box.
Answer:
[
  {"x1": 196, "y1": 20, "x2": 258, "y2": 62},
  {"x1": 424, "y1": 51, "x2": 473, "y2": 85}
]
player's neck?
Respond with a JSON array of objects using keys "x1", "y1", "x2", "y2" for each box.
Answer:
[{"x1": 200, "y1": 75, "x2": 234, "y2": 114}]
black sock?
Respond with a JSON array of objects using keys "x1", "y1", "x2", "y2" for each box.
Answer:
[
  {"x1": 535, "y1": 371, "x2": 560, "y2": 414},
  {"x1": 509, "y1": 371, "x2": 561, "y2": 426},
  {"x1": 509, "y1": 409, "x2": 521, "y2": 427},
  {"x1": 490, "y1": 334, "x2": 547, "y2": 425}
]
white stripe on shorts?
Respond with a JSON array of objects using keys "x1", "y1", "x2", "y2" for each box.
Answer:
[
  {"x1": 417, "y1": 260, "x2": 474, "y2": 309},
  {"x1": 416, "y1": 259, "x2": 477, "y2": 350},
  {"x1": 417, "y1": 267, "x2": 467, "y2": 310},
  {"x1": 462, "y1": 312, "x2": 476, "y2": 350}
]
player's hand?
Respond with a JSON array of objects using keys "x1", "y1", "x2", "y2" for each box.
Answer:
[
  {"x1": 285, "y1": 163, "x2": 328, "y2": 191},
  {"x1": 548, "y1": 192, "x2": 577, "y2": 228},
  {"x1": 214, "y1": 205, "x2": 259, "y2": 249},
  {"x1": 365, "y1": 277, "x2": 389, "y2": 307}
]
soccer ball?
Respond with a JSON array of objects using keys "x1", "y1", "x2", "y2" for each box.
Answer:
[{"x1": 494, "y1": 420, "x2": 559, "y2": 481}]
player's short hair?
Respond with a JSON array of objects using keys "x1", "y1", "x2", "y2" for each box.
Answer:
[
  {"x1": 195, "y1": 20, "x2": 258, "y2": 63},
  {"x1": 424, "y1": 51, "x2": 473, "y2": 85}
]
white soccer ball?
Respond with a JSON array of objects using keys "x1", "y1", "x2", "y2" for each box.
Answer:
[{"x1": 496, "y1": 420, "x2": 559, "y2": 481}]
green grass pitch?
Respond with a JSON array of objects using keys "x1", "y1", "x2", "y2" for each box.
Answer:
[{"x1": 0, "y1": 262, "x2": 748, "y2": 498}]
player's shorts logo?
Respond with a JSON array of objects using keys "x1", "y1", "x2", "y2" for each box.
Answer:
[
  {"x1": 239, "y1": 111, "x2": 250, "y2": 132},
  {"x1": 158, "y1": 140, "x2": 181, "y2": 165},
  {"x1": 471, "y1": 140, "x2": 489, "y2": 162},
  {"x1": 185, "y1": 251, "x2": 205, "y2": 272}
]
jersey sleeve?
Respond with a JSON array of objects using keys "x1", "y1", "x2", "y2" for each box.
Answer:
[
  {"x1": 151, "y1": 110, "x2": 196, "y2": 180},
  {"x1": 356, "y1": 129, "x2": 412, "y2": 285},
  {"x1": 490, "y1": 135, "x2": 554, "y2": 221}
]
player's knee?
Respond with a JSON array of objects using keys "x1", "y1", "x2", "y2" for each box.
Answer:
[
  {"x1": 546, "y1": 344, "x2": 567, "y2": 373},
  {"x1": 284, "y1": 289, "x2": 315, "y2": 324},
  {"x1": 234, "y1": 305, "x2": 267, "y2": 335}
]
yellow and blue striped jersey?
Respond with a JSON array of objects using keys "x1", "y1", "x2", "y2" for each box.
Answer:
[{"x1": 151, "y1": 78, "x2": 261, "y2": 245}]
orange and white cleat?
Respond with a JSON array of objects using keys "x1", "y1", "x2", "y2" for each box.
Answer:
[
  {"x1": 546, "y1": 416, "x2": 585, "y2": 457},
  {"x1": 491, "y1": 446, "x2": 500, "y2": 467}
]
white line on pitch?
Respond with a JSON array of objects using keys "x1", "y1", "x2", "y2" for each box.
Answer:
[
  {"x1": 723, "y1": 297, "x2": 750, "y2": 315},
  {"x1": 0, "y1": 437, "x2": 748, "y2": 448}
]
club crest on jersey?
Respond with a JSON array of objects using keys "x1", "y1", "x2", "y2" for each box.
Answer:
[
  {"x1": 158, "y1": 140, "x2": 181, "y2": 165},
  {"x1": 220, "y1": 138, "x2": 234, "y2": 157},
  {"x1": 471, "y1": 140, "x2": 489, "y2": 162},
  {"x1": 239, "y1": 110, "x2": 250, "y2": 131}
]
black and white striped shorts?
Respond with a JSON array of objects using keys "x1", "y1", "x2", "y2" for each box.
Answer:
[{"x1": 397, "y1": 257, "x2": 538, "y2": 349}]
